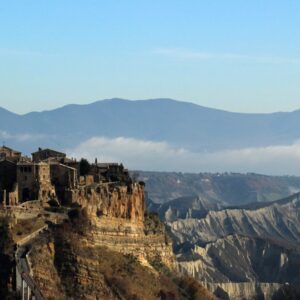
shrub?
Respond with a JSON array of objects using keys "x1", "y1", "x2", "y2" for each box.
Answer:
[{"x1": 79, "y1": 158, "x2": 91, "y2": 176}]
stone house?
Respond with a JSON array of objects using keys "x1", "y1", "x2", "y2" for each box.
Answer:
[
  {"x1": 0, "y1": 146, "x2": 132, "y2": 206},
  {"x1": 17, "y1": 161, "x2": 56, "y2": 202},
  {"x1": 49, "y1": 161, "x2": 77, "y2": 203},
  {"x1": 32, "y1": 148, "x2": 66, "y2": 162},
  {"x1": 0, "y1": 146, "x2": 22, "y2": 162}
]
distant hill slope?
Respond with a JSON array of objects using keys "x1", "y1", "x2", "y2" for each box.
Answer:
[
  {"x1": 1, "y1": 98, "x2": 300, "y2": 154},
  {"x1": 140, "y1": 171, "x2": 300, "y2": 205}
]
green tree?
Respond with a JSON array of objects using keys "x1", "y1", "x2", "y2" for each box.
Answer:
[{"x1": 79, "y1": 158, "x2": 91, "y2": 176}]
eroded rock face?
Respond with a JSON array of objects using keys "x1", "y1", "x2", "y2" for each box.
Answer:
[
  {"x1": 25, "y1": 180, "x2": 177, "y2": 298},
  {"x1": 177, "y1": 234, "x2": 300, "y2": 283},
  {"x1": 176, "y1": 234, "x2": 300, "y2": 299},
  {"x1": 29, "y1": 230, "x2": 214, "y2": 300},
  {"x1": 170, "y1": 197, "x2": 300, "y2": 246},
  {"x1": 29, "y1": 234, "x2": 128, "y2": 300},
  {"x1": 69, "y1": 183, "x2": 145, "y2": 223},
  {"x1": 169, "y1": 195, "x2": 300, "y2": 299},
  {"x1": 67, "y1": 182, "x2": 175, "y2": 269},
  {"x1": 203, "y1": 282, "x2": 282, "y2": 300}
]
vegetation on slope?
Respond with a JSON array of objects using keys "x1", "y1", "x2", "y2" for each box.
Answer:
[
  {"x1": 0, "y1": 214, "x2": 19, "y2": 299},
  {"x1": 29, "y1": 208, "x2": 215, "y2": 300}
]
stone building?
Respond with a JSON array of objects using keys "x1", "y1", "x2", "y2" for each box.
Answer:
[
  {"x1": 32, "y1": 148, "x2": 66, "y2": 162},
  {"x1": 17, "y1": 161, "x2": 56, "y2": 202},
  {"x1": 90, "y1": 162, "x2": 130, "y2": 183},
  {"x1": 49, "y1": 162, "x2": 77, "y2": 203},
  {"x1": 0, "y1": 146, "x2": 134, "y2": 207},
  {"x1": 0, "y1": 146, "x2": 22, "y2": 161}
]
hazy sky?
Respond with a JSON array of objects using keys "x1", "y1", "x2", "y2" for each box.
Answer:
[{"x1": 1, "y1": 1, "x2": 300, "y2": 114}]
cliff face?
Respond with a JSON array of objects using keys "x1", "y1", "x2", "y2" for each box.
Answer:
[
  {"x1": 67, "y1": 182, "x2": 174, "y2": 269},
  {"x1": 27, "y1": 182, "x2": 198, "y2": 299},
  {"x1": 0, "y1": 179, "x2": 215, "y2": 299},
  {"x1": 70, "y1": 183, "x2": 145, "y2": 223},
  {"x1": 29, "y1": 233, "x2": 118, "y2": 300},
  {"x1": 29, "y1": 227, "x2": 215, "y2": 300}
]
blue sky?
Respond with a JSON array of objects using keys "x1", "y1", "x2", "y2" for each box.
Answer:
[{"x1": 1, "y1": 1, "x2": 300, "y2": 114}]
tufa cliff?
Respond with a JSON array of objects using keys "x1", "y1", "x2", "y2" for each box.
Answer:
[
  {"x1": 0, "y1": 146, "x2": 214, "y2": 299},
  {"x1": 26, "y1": 181, "x2": 213, "y2": 299}
]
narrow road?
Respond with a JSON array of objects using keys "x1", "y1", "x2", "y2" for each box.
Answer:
[{"x1": 15, "y1": 226, "x2": 47, "y2": 300}]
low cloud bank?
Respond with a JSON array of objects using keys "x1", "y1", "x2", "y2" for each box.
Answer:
[
  {"x1": 0, "y1": 130, "x2": 47, "y2": 142},
  {"x1": 68, "y1": 136, "x2": 300, "y2": 175}
]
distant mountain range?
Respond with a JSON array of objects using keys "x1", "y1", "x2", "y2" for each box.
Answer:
[{"x1": 1, "y1": 98, "x2": 300, "y2": 155}]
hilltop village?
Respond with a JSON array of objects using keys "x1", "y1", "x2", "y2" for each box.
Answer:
[
  {"x1": 0, "y1": 146, "x2": 201, "y2": 299},
  {"x1": 0, "y1": 145, "x2": 132, "y2": 207},
  {"x1": 0, "y1": 146, "x2": 217, "y2": 299}
]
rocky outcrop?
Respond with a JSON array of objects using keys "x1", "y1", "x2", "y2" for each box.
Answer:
[
  {"x1": 29, "y1": 237, "x2": 117, "y2": 300},
  {"x1": 68, "y1": 182, "x2": 145, "y2": 223},
  {"x1": 25, "y1": 181, "x2": 182, "y2": 299},
  {"x1": 66, "y1": 182, "x2": 175, "y2": 268},
  {"x1": 28, "y1": 224, "x2": 214, "y2": 300},
  {"x1": 149, "y1": 195, "x2": 222, "y2": 222}
]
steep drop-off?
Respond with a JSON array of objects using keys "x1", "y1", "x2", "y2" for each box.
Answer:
[
  {"x1": 29, "y1": 224, "x2": 214, "y2": 300},
  {"x1": 24, "y1": 182, "x2": 214, "y2": 299}
]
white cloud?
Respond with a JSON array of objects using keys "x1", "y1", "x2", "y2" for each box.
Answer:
[
  {"x1": 0, "y1": 130, "x2": 47, "y2": 142},
  {"x1": 68, "y1": 136, "x2": 300, "y2": 175},
  {"x1": 154, "y1": 48, "x2": 300, "y2": 64}
]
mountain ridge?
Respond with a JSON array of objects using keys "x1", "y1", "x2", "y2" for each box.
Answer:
[
  {"x1": 1, "y1": 98, "x2": 300, "y2": 160},
  {"x1": 2, "y1": 98, "x2": 300, "y2": 115}
]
